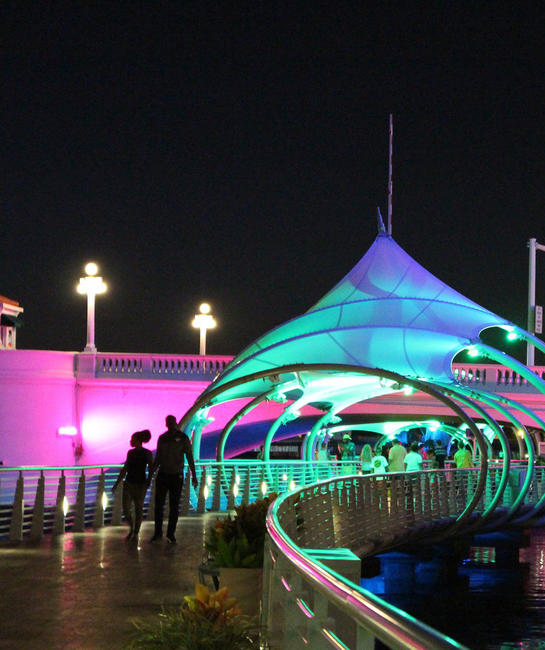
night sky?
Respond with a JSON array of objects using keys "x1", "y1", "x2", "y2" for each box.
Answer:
[{"x1": 2, "y1": 4, "x2": 545, "y2": 361}]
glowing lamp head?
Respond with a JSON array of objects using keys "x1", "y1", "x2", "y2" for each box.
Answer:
[
  {"x1": 192, "y1": 302, "x2": 216, "y2": 329},
  {"x1": 507, "y1": 331, "x2": 518, "y2": 341},
  {"x1": 85, "y1": 262, "x2": 98, "y2": 276},
  {"x1": 77, "y1": 262, "x2": 107, "y2": 296},
  {"x1": 467, "y1": 346, "x2": 479, "y2": 358}
]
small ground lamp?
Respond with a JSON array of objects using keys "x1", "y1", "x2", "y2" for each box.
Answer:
[
  {"x1": 77, "y1": 262, "x2": 107, "y2": 353},
  {"x1": 192, "y1": 302, "x2": 216, "y2": 355}
]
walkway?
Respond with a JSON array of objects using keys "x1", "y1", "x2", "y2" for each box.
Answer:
[{"x1": 0, "y1": 515, "x2": 213, "y2": 650}]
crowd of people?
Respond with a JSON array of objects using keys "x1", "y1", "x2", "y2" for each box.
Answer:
[{"x1": 319, "y1": 432, "x2": 474, "y2": 475}]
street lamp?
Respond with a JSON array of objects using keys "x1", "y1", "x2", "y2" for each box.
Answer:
[
  {"x1": 527, "y1": 238, "x2": 545, "y2": 365},
  {"x1": 77, "y1": 262, "x2": 107, "y2": 353},
  {"x1": 192, "y1": 302, "x2": 216, "y2": 355}
]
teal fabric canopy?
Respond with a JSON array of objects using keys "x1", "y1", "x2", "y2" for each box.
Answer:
[
  {"x1": 207, "y1": 232, "x2": 512, "y2": 395},
  {"x1": 182, "y1": 229, "x2": 545, "y2": 462}
]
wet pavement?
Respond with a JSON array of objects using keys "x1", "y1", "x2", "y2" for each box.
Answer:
[{"x1": 0, "y1": 515, "x2": 217, "y2": 649}]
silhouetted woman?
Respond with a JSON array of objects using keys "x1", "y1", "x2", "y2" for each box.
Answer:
[{"x1": 112, "y1": 429, "x2": 153, "y2": 540}]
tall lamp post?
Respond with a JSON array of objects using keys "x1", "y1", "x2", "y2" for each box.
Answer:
[
  {"x1": 77, "y1": 262, "x2": 107, "y2": 353},
  {"x1": 192, "y1": 302, "x2": 216, "y2": 355},
  {"x1": 527, "y1": 238, "x2": 545, "y2": 366}
]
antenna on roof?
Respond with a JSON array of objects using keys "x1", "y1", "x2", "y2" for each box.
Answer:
[{"x1": 387, "y1": 113, "x2": 393, "y2": 235}]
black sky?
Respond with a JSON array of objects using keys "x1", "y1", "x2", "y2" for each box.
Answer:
[{"x1": 2, "y1": 3, "x2": 545, "y2": 360}]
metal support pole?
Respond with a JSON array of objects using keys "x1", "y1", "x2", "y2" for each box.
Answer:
[
  {"x1": 199, "y1": 326, "x2": 206, "y2": 356},
  {"x1": 85, "y1": 291, "x2": 97, "y2": 353},
  {"x1": 528, "y1": 238, "x2": 536, "y2": 366},
  {"x1": 527, "y1": 238, "x2": 545, "y2": 366}
]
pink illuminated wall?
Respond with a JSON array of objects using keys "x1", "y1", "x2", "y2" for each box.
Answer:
[{"x1": 0, "y1": 350, "x2": 286, "y2": 467}]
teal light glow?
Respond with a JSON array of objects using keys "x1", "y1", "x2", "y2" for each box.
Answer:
[
  {"x1": 507, "y1": 331, "x2": 518, "y2": 341},
  {"x1": 181, "y1": 232, "x2": 545, "y2": 462}
]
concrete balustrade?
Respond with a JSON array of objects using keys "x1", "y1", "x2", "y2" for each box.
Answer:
[{"x1": 80, "y1": 352, "x2": 233, "y2": 380}]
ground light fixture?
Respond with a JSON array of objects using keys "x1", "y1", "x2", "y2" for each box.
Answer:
[
  {"x1": 192, "y1": 302, "x2": 216, "y2": 355},
  {"x1": 77, "y1": 262, "x2": 107, "y2": 353}
]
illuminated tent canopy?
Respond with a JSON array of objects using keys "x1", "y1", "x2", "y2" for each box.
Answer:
[{"x1": 180, "y1": 228, "x2": 545, "y2": 477}]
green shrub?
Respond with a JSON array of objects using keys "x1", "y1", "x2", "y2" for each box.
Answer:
[
  {"x1": 125, "y1": 584, "x2": 265, "y2": 649},
  {"x1": 206, "y1": 494, "x2": 277, "y2": 568}
]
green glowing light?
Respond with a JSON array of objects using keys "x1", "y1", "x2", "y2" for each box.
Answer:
[
  {"x1": 467, "y1": 346, "x2": 479, "y2": 358},
  {"x1": 507, "y1": 331, "x2": 518, "y2": 341}
]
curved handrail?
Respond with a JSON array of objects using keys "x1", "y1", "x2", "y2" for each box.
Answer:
[{"x1": 266, "y1": 475, "x2": 468, "y2": 649}]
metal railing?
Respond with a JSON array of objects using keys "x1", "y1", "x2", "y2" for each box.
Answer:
[
  {"x1": 4, "y1": 460, "x2": 545, "y2": 648},
  {"x1": 263, "y1": 465, "x2": 545, "y2": 649},
  {"x1": 0, "y1": 459, "x2": 361, "y2": 542}
]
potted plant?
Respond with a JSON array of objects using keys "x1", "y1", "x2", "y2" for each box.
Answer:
[
  {"x1": 126, "y1": 583, "x2": 264, "y2": 649},
  {"x1": 205, "y1": 493, "x2": 277, "y2": 616}
]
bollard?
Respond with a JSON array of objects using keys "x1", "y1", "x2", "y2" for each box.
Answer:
[
  {"x1": 9, "y1": 471, "x2": 24, "y2": 542},
  {"x1": 30, "y1": 471, "x2": 45, "y2": 540}
]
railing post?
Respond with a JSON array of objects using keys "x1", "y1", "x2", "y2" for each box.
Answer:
[
  {"x1": 9, "y1": 471, "x2": 24, "y2": 542},
  {"x1": 73, "y1": 471, "x2": 86, "y2": 532},
  {"x1": 147, "y1": 477, "x2": 156, "y2": 520},
  {"x1": 197, "y1": 466, "x2": 207, "y2": 514},
  {"x1": 30, "y1": 471, "x2": 45, "y2": 540},
  {"x1": 227, "y1": 467, "x2": 236, "y2": 510},
  {"x1": 242, "y1": 466, "x2": 251, "y2": 505},
  {"x1": 180, "y1": 469, "x2": 191, "y2": 516},
  {"x1": 93, "y1": 470, "x2": 105, "y2": 529},
  {"x1": 111, "y1": 480, "x2": 123, "y2": 525},
  {"x1": 211, "y1": 466, "x2": 222, "y2": 511},
  {"x1": 53, "y1": 471, "x2": 66, "y2": 535}
]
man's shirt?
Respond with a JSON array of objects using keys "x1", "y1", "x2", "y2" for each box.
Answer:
[{"x1": 155, "y1": 430, "x2": 196, "y2": 477}]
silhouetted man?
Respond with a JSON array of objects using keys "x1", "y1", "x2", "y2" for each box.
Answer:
[{"x1": 150, "y1": 415, "x2": 198, "y2": 543}]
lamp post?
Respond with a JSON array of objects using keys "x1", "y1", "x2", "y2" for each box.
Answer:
[
  {"x1": 527, "y1": 238, "x2": 545, "y2": 366},
  {"x1": 192, "y1": 302, "x2": 216, "y2": 355},
  {"x1": 77, "y1": 262, "x2": 107, "y2": 353}
]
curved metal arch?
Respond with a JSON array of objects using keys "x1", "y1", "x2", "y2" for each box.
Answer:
[
  {"x1": 187, "y1": 363, "x2": 492, "y2": 525},
  {"x1": 216, "y1": 392, "x2": 272, "y2": 463},
  {"x1": 433, "y1": 386, "x2": 512, "y2": 524},
  {"x1": 454, "y1": 388, "x2": 536, "y2": 513},
  {"x1": 476, "y1": 343, "x2": 545, "y2": 395},
  {"x1": 215, "y1": 380, "x2": 303, "y2": 463}
]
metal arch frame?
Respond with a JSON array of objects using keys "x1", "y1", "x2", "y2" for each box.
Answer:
[
  {"x1": 180, "y1": 363, "x2": 492, "y2": 527},
  {"x1": 431, "y1": 388, "x2": 513, "y2": 524},
  {"x1": 215, "y1": 380, "x2": 303, "y2": 463},
  {"x1": 447, "y1": 387, "x2": 544, "y2": 517}
]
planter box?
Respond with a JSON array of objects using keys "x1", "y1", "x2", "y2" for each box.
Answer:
[{"x1": 219, "y1": 567, "x2": 263, "y2": 617}]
